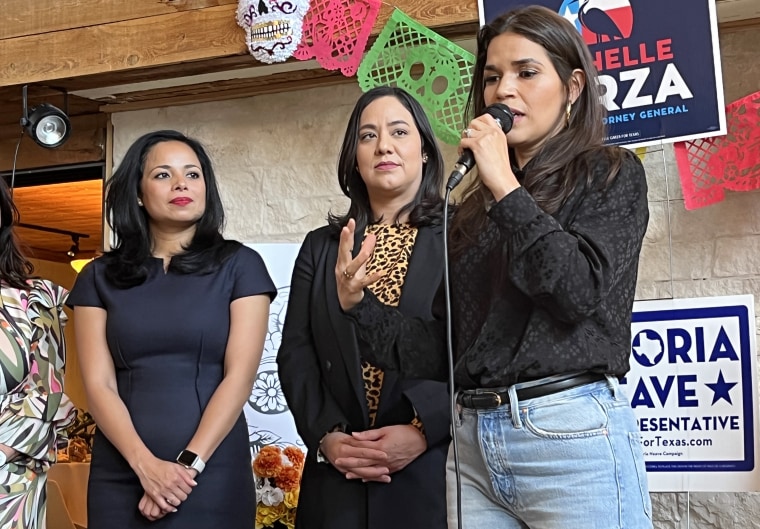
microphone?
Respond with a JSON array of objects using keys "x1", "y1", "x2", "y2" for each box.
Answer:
[{"x1": 446, "y1": 103, "x2": 514, "y2": 191}]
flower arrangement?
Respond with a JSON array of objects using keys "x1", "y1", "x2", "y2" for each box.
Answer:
[
  {"x1": 57, "y1": 408, "x2": 96, "y2": 463},
  {"x1": 253, "y1": 445, "x2": 305, "y2": 529}
]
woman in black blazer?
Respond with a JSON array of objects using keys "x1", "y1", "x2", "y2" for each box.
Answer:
[{"x1": 277, "y1": 86, "x2": 449, "y2": 529}]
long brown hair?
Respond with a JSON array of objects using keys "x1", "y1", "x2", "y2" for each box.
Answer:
[
  {"x1": 328, "y1": 86, "x2": 445, "y2": 233},
  {"x1": 451, "y1": 5, "x2": 624, "y2": 253},
  {"x1": 0, "y1": 178, "x2": 34, "y2": 289}
]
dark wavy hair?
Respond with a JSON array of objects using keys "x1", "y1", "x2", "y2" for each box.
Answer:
[
  {"x1": 452, "y1": 5, "x2": 625, "y2": 251},
  {"x1": 101, "y1": 130, "x2": 238, "y2": 288},
  {"x1": 328, "y1": 86, "x2": 445, "y2": 233},
  {"x1": 0, "y1": 178, "x2": 33, "y2": 289}
]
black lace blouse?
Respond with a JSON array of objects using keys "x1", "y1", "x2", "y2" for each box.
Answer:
[{"x1": 346, "y1": 147, "x2": 649, "y2": 389}]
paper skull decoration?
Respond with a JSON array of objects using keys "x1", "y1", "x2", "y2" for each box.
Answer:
[{"x1": 237, "y1": 0, "x2": 311, "y2": 64}]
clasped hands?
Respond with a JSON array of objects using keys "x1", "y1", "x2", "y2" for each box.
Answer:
[
  {"x1": 136, "y1": 456, "x2": 198, "y2": 521},
  {"x1": 320, "y1": 425, "x2": 427, "y2": 483}
]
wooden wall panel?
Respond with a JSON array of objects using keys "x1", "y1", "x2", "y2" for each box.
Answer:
[
  {"x1": 0, "y1": 0, "x2": 479, "y2": 89},
  {"x1": 0, "y1": 6, "x2": 244, "y2": 88},
  {"x1": 717, "y1": 0, "x2": 760, "y2": 23},
  {"x1": 1, "y1": 0, "x2": 238, "y2": 40}
]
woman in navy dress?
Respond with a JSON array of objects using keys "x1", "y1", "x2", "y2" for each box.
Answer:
[{"x1": 68, "y1": 130, "x2": 275, "y2": 528}]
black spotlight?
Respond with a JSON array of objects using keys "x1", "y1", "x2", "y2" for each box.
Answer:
[{"x1": 19, "y1": 85, "x2": 71, "y2": 149}]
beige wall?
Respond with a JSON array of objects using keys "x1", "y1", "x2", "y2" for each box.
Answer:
[
  {"x1": 718, "y1": 25, "x2": 759, "y2": 104},
  {"x1": 111, "y1": 84, "x2": 461, "y2": 244},
  {"x1": 104, "y1": 25, "x2": 759, "y2": 529},
  {"x1": 28, "y1": 258, "x2": 88, "y2": 410}
]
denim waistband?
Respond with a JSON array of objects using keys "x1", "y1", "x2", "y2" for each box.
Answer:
[{"x1": 457, "y1": 372, "x2": 606, "y2": 409}]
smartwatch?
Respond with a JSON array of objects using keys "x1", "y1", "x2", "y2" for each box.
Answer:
[
  {"x1": 176, "y1": 449, "x2": 206, "y2": 474},
  {"x1": 316, "y1": 423, "x2": 347, "y2": 465},
  {"x1": 316, "y1": 443, "x2": 330, "y2": 465}
]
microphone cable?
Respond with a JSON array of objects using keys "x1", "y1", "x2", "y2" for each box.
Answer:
[
  {"x1": 442, "y1": 106, "x2": 512, "y2": 529},
  {"x1": 442, "y1": 187, "x2": 463, "y2": 529},
  {"x1": 9, "y1": 129, "x2": 24, "y2": 196}
]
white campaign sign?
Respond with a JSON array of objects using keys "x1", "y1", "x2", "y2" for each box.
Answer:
[{"x1": 625, "y1": 295, "x2": 759, "y2": 492}]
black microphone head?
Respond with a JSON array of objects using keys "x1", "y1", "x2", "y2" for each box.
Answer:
[
  {"x1": 484, "y1": 103, "x2": 514, "y2": 133},
  {"x1": 446, "y1": 104, "x2": 515, "y2": 192}
]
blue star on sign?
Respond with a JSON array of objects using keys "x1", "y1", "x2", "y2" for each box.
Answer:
[{"x1": 705, "y1": 371, "x2": 738, "y2": 405}]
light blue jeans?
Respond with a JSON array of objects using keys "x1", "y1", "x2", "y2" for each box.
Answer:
[{"x1": 446, "y1": 375, "x2": 652, "y2": 529}]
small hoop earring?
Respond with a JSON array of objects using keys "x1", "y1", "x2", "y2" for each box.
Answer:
[
  {"x1": 422, "y1": 153, "x2": 428, "y2": 163},
  {"x1": 137, "y1": 198, "x2": 144, "y2": 207},
  {"x1": 565, "y1": 102, "x2": 572, "y2": 127}
]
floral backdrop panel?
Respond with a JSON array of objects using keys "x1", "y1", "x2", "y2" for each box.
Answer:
[{"x1": 244, "y1": 243, "x2": 304, "y2": 454}]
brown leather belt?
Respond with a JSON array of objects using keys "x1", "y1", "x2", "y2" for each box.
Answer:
[{"x1": 457, "y1": 372, "x2": 606, "y2": 409}]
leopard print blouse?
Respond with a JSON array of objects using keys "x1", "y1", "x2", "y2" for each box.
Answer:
[{"x1": 362, "y1": 224, "x2": 423, "y2": 433}]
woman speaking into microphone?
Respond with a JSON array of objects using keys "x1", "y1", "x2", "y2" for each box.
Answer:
[{"x1": 335, "y1": 6, "x2": 652, "y2": 529}]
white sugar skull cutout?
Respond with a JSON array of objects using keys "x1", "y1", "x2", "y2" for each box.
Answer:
[{"x1": 237, "y1": 0, "x2": 311, "y2": 64}]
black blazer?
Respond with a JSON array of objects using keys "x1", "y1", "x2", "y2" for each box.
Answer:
[{"x1": 278, "y1": 223, "x2": 449, "y2": 529}]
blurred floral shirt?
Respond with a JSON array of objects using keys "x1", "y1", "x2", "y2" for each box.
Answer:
[{"x1": 0, "y1": 279, "x2": 75, "y2": 529}]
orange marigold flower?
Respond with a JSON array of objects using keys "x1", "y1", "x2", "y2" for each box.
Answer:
[
  {"x1": 253, "y1": 445, "x2": 283, "y2": 478},
  {"x1": 276, "y1": 465, "x2": 301, "y2": 492},
  {"x1": 283, "y1": 446, "x2": 305, "y2": 471}
]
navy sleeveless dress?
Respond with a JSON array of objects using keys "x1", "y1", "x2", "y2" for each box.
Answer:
[{"x1": 68, "y1": 245, "x2": 276, "y2": 528}]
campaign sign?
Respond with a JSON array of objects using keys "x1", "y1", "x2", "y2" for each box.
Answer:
[
  {"x1": 477, "y1": 0, "x2": 727, "y2": 149},
  {"x1": 624, "y1": 296, "x2": 759, "y2": 492}
]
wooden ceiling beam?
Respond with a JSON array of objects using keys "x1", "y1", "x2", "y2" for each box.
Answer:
[
  {"x1": 1, "y1": 0, "x2": 239, "y2": 40},
  {"x1": 0, "y1": 5, "x2": 245, "y2": 88},
  {"x1": 97, "y1": 68, "x2": 355, "y2": 113},
  {"x1": 0, "y1": 0, "x2": 479, "y2": 89},
  {"x1": 0, "y1": 87, "x2": 102, "y2": 126},
  {"x1": 718, "y1": 16, "x2": 760, "y2": 31}
]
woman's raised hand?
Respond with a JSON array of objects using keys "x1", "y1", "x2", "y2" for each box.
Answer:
[
  {"x1": 336, "y1": 219, "x2": 385, "y2": 311},
  {"x1": 460, "y1": 113, "x2": 520, "y2": 202}
]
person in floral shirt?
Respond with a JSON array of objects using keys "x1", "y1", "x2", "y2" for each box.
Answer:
[{"x1": 0, "y1": 177, "x2": 75, "y2": 528}]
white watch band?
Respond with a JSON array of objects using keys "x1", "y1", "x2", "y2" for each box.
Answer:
[
  {"x1": 188, "y1": 457, "x2": 205, "y2": 474},
  {"x1": 177, "y1": 450, "x2": 206, "y2": 474}
]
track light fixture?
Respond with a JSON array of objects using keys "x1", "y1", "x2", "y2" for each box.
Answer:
[
  {"x1": 19, "y1": 85, "x2": 72, "y2": 149},
  {"x1": 16, "y1": 223, "x2": 89, "y2": 258},
  {"x1": 67, "y1": 235, "x2": 80, "y2": 258}
]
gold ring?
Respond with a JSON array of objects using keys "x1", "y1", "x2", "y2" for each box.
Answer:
[
  {"x1": 342, "y1": 269, "x2": 354, "y2": 280},
  {"x1": 463, "y1": 128, "x2": 473, "y2": 138}
]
